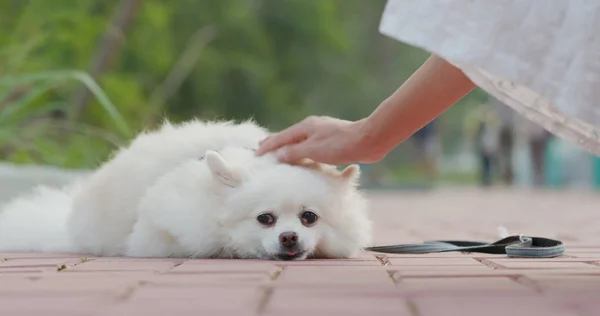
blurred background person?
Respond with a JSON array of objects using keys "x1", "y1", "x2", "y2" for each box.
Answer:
[
  {"x1": 522, "y1": 120, "x2": 553, "y2": 187},
  {"x1": 464, "y1": 105, "x2": 502, "y2": 187},
  {"x1": 492, "y1": 98, "x2": 516, "y2": 186},
  {"x1": 408, "y1": 120, "x2": 439, "y2": 184}
]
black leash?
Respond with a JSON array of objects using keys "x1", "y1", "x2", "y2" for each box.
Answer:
[{"x1": 364, "y1": 235, "x2": 565, "y2": 258}]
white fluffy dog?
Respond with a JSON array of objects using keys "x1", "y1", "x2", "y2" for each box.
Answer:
[{"x1": 0, "y1": 119, "x2": 372, "y2": 260}]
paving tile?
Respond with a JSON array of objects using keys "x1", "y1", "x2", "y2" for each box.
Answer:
[
  {"x1": 391, "y1": 266, "x2": 518, "y2": 278},
  {"x1": 106, "y1": 286, "x2": 264, "y2": 314},
  {"x1": 541, "y1": 293, "x2": 600, "y2": 316},
  {"x1": 0, "y1": 252, "x2": 85, "y2": 259},
  {"x1": 487, "y1": 256, "x2": 600, "y2": 262},
  {"x1": 101, "y1": 305, "x2": 257, "y2": 316},
  {"x1": 387, "y1": 257, "x2": 484, "y2": 266},
  {"x1": 0, "y1": 258, "x2": 81, "y2": 273},
  {"x1": 265, "y1": 287, "x2": 411, "y2": 314},
  {"x1": 566, "y1": 249, "x2": 600, "y2": 254},
  {"x1": 147, "y1": 272, "x2": 273, "y2": 287},
  {"x1": 412, "y1": 295, "x2": 580, "y2": 316},
  {"x1": 91, "y1": 257, "x2": 184, "y2": 264},
  {"x1": 392, "y1": 264, "x2": 494, "y2": 272},
  {"x1": 0, "y1": 274, "x2": 143, "y2": 296},
  {"x1": 275, "y1": 266, "x2": 395, "y2": 287},
  {"x1": 0, "y1": 296, "x2": 113, "y2": 315},
  {"x1": 64, "y1": 260, "x2": 179, "y2": 272},
  {"x1": 523, "y1": 275, "x2": 600, "y2": 293},
  {"x1": 485, "y1": 260, "x2": 598, "y2": 269},
  {"x1": 169, "y1": 259, "x2": 280, "y2": 276},
  {"x1": 273, "y1": 258, "x2": 381, "y2": 266},
  {"x1": 0, "y1": 267, "x2": 50, "y2": 274},
  {"x1": 395, "y1": 276, "x2": 534, "y2": 295},
  {"x1": 499, "y1": 268, "x2": 600, "y2": 276},
  {"x1": 563, "y1": 255, "x2": 600, "y2": 263},
  {"x1": 384, "y1": 252, "x2": 504, "y2": 259},
  {"x1": 354, "y1": 252, "x2": 381, "y2": 260}
]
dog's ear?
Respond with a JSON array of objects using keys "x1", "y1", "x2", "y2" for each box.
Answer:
[
  {"x1": 288, "y1": 158, "x2": 322, "y2": 171},
  {"x1": 339, "y1": 164, "x2": 361, "y2": 184},
  {"x1": 205, "y1": 151, "x2": 241, "y2": 188},
  {"x1": 290, "y1": 159, "x2": 361, "y2": 184}
]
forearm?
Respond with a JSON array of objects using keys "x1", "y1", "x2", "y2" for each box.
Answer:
[{"x1": 360, "y1": 54, "x2": 476, "y2": 157}]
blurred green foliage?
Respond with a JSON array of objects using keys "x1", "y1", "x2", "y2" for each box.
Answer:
[{"x1": 0, "y1": 0, "x2": 487, "y2": 176}]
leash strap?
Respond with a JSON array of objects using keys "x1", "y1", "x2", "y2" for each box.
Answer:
[{"x1": 364, "y1": 235, "x2": 564, "y2": 258}]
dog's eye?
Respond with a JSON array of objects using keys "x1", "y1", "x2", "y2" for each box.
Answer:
[
  {"x1": 300, "y1": 211, "x2": 318, "y2": 226},
  {"x1": 256, "y1": 213, "x2": 276, "y2": 226}
]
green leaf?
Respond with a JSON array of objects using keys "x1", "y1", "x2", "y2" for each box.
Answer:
[
  {"x1": 0, "y1": 82, "x2": 59, "y2": 125},
  {"x1": 0, "y1": 70, "x2": 132, "y2": 138}
]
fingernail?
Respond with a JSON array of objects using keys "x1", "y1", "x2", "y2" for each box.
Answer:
[
  {"x1": 276, "y1": 148, "x2": 287, "y2": 161},
  {"x1": 259, "y1": 135, "x2": 272, "y2": 145}
]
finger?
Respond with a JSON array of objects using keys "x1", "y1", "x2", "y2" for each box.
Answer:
[
  {"x1": 258, "y1": 135, "x2": 272, "y2": 146},
  {"x1": 276, "y1": 143, "x2": 313, "y2": 163},
  {"x1": 256, "y1": 123, "x2": 310, "y2": 156}
]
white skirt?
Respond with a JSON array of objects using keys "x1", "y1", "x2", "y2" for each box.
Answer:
[{"x1": 380, "y1": 0, "x2": 600, "y2": 156}]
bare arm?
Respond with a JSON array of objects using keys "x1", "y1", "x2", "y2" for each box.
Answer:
[
  {"x1": 357, "y1": 54, "x2": 476, "y2": 159},
  {"x1": 256, "y1": 54, "x2": 477, "y2": 165}
]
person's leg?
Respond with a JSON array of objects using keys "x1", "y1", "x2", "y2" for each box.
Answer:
[
  {"x1": 498, "y1": 126, "x2": 514, "y2": 185},
  {"x1": 410, "y1": 130, "x2": 437, "y2": 183},
  {"x1": 529, "y1": 138, "x2": 547, "y2": 187},
  {"x1": 421, "y1": 135, "x2": 440, "y2": 182},
  {"x1": 480, "y1": 152, "x2": 492, "y2": 187}
]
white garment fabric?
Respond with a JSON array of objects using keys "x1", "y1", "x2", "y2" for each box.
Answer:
[{"x1": 379, "y1": 0, "x2": 600, "y2": 155}]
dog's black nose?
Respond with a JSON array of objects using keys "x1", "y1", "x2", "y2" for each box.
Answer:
[{"x1": 279, "y1": 231, "x2": 298, "y2": 248}]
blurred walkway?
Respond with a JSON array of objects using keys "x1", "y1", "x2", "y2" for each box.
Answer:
[{"x1": 1, "y1": 189, "x2": 600, "y2": 315}]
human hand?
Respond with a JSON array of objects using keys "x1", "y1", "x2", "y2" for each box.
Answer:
[{"x1": 256, "y1": 116, "x2": 385, "y2": 165}]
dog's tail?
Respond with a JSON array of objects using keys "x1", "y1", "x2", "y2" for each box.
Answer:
[{"x1": 0, "y1": 183, "x2": 80, "y2": 253}]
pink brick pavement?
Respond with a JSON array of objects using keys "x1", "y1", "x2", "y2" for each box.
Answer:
[{"x1": 1, "y1": 189, "x2": 600, "y2": 316}]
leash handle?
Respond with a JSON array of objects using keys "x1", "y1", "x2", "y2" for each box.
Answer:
[{"x1": 364, "y1": 235, "x2": 565, "y2": 258}]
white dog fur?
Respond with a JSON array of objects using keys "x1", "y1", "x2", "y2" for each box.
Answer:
[{"x1": 0, "y1": 119, "x2": 372, "y2": 260}]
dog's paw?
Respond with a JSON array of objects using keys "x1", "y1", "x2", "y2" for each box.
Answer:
[{"x1": 125, "y1": 220, "x2": 178, "y2": 258}]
